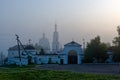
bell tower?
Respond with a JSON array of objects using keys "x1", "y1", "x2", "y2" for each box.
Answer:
[{"x1": 52, "y1": 24, "x2": 59, "y2": 53}]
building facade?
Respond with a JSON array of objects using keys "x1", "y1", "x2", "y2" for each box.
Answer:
[
  {"x1": 8, "y1": 41, "x2": 83, "y2": 65},
  {"x1": 8, "y1": 24, "x2": 83, "y2": 65},
  {"x1": 8, "y1": 45, "x2": 36, "y2": 65}
]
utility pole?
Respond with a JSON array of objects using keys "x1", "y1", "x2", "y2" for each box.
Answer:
[
  {"x1": 15, "y1": 34, "x2": 22, "y2": 67},
  {"x1": 83, "y1": 38, "x2": 85, "y2": 54}
]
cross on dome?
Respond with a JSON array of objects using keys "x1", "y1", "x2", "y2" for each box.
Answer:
[
  {"x1": 29, "y1": 39, "x2": 31, "y2": 45},
  {"x1": 43, "y1": 33, "x2": 45, "y2": 38},
  {"x1": 55, "y1": 24, "x2": 57, "y2": 31}
]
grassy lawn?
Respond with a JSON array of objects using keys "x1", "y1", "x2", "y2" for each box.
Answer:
[{"x1": 0, "y1": 68, "x2": 120, "y2": 80}]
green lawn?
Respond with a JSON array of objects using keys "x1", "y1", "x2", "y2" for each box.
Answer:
[{"x1": 0, "y1": 68, "x2": 120, "y2": 80}]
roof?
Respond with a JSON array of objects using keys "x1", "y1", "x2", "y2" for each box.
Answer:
[
  {"x1": 64, "y1": 41, "x2": 81, "y2": 47},
  {"x1": 24, "y1": 45, "x2": 35, "y2": 50},
  {"x1": 8, "y1": 45, "x2": 25, "y2": 50},
  {"x1": 107, "y1": 46, "x2": 115, "y2": 52},
  {"x1": 36, "y1": 53, "x2": 66, "y2": 56},
  {"x1": 8, "y1": 45, "x2": 35, "y2": 50}
]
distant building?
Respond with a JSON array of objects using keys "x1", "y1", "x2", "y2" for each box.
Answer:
[
  {"x1": 8, "y1": 45, "x2": 36, "y2": 65},
  {"x1": 8, "y1": 41, "x2": 83, "y2": 65},
  {"x1": 8, "y1": 23, "x2": 116, "y2": 65},
  {"x1": 8, "y1": 45, "x2": 25, "y2": 65},
  {"x1": 7, "y1": 24, "x2": 84, "y2": 65},
  {"x1": 105, "y1": 46, "x2": 114, "y2": 63}
]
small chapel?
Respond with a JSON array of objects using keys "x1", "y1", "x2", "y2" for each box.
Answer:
[{"x1": 8, "y1": 24, "x2": 83, "y2": 65}]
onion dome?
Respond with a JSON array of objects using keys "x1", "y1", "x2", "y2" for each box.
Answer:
[{"x1": 39, "y1": 33, "x2": 50, "y2": 51}]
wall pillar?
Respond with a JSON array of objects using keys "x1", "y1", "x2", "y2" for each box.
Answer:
[{"x1": 78, "y1": 55, "x2": 81, "y2": 64}]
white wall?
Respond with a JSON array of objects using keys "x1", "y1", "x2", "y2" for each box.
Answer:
[
  {"x1": 62, "y1": 46, "x2": 83, "y2": 64},
  {"x1": 36, "y1": 55, "x2": 60, "y2": 64},
  {"x1": 8, "y1": 49, "x2": 36, "y2": 65}
]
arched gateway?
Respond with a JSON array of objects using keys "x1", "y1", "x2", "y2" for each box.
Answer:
[
  {"x1": 68, "y1": 50, "x2": 78, "y2": 64},
  {"x1": 61, "y1": 41, "x2": 83, "y2": 64}
]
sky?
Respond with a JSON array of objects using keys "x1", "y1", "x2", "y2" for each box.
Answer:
[{"x1": 0, "y1": 0, "x2": 120, "y2": 55}]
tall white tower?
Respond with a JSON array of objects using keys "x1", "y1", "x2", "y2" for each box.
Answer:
[{"x1": 52, "y1": 24, "x2": 59, "y2": 53}]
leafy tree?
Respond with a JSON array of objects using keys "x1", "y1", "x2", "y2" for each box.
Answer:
[
  {"x1": 113, "y1": 26, "x2": 120, "y2": 47},
  {"x1": 84, "y1": 36, "x2": 108, "y2": 63},
  {"x1": 48, "y1": 58, "x2": 52, "y2": 64},
  {"x1": 39, "y1": 48, "x2": 45, "y2": 55},
  {"x1": 112, "y1": 26, "x2": 120, "y2": 62}
]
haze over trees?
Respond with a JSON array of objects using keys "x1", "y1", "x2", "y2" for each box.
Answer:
[
  {"x1": 112, "y1": 26, "x2": 120, "y2": 62},
  {"x1": 84, "y1": 36, "x2": 108, "y2": 63},
  {"x1": 84, "y1": 26, "x2": 120, "y2": 63}
]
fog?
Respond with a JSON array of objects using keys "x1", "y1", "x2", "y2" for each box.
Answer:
[{"x1": 0, "y1": 0, "x2": 120, "y2": 56}]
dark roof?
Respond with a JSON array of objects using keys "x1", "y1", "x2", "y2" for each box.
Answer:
[
  {"x1": 9, "y1": 45, "x2": 35, "y2": 50},
  {"x1": 35, "y1": 45, "x2": 42, "y2": 50},
  {"x1": 24, "y1": 45, "x2": 35, "y2": 50},
  {"x1": 36, "y1": 54, "x2": 66, "y2": 56},
  {"x1": 64, "y1": 41, "x2": 81, "y2": 47},
  {"x1": 8, "y1": 45, "x2": 25, "y2": 50},
  {"x1": 107, "y1": 46, "x2": 115, "y2": 52}
]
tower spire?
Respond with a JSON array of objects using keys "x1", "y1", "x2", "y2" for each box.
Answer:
[
  {"x1": 55, "y1": 23, "x2": 57, "y2": 31},
  {"x1": 52, "y1": 23, "x2": 59, "y2": 54},
  {"x1": 43, "y1": 33, "x2": 45, "y2": 38}
]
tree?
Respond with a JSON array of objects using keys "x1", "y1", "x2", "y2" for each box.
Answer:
[
  {"x1": 113, "y1": 26, "x2": 120, "y2": 47},
  {"x1": 112, "y1": 26, "x2": 120, "y2": 62},
  {"x1": 48, "y1": 58, "x2": 52, "y2": 64},
  {"x1": 84, "y1": 36, "x2": 108, "y2": 63},
  {"x1": 39, "y1": 48, "x2": 45, "y2": 55}
]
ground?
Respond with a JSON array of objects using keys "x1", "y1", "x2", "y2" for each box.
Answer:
[
  {"x1": 0, "y1": 64, "x2": 120, "y2": 80},
  {"x1": 34, "y1": 64, "x2": 120, "y2": 75}
]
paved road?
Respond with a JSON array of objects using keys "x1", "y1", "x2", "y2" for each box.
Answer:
[{"x1": 34, "y1": 64, "x2": 120, "y2": 75}]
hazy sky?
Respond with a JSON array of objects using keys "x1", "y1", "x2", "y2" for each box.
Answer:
[{"x1": 0, "y1": 0, "x2": 120, "y2": 55}]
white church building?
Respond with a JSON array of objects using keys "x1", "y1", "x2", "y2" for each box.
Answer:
[{"x1": 8, "y1": 24, "x2": 83, "y2": 65}]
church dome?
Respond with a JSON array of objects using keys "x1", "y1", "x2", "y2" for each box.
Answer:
[{"x1": 39, "y1": 33, "x2": 50, "y2": 53}]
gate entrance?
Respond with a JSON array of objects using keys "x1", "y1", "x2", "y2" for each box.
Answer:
[{"x1": 68, "y1": 50, "x2": 77, "y2": 64}]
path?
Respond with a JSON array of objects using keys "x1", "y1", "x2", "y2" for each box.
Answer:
[{"x1": 34, "y1": 64, "x2": 120, "y2": 75}]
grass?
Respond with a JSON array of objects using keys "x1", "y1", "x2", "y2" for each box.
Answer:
[{"x1": 0, "y1": 67, "x2": 120, "y2": 80}]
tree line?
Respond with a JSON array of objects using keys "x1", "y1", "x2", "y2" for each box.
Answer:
[{"x1": 83, "y1": 26, "x2": 120, "y2": 63}]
